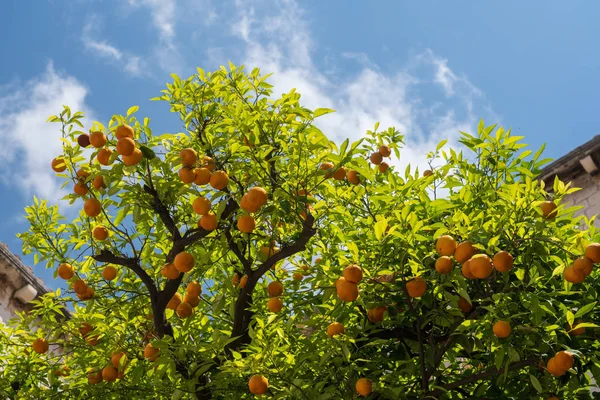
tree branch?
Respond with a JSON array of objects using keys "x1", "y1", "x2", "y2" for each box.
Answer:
[
  {"x1": 92, "y1": 249, "x2": 157, "y2": 298},
  {"x1": 143, "y1": 184, "x2": 181, "y2": 242},
  {"x1": 224, "y1": 229, "x2": 252, "y2": 273}
]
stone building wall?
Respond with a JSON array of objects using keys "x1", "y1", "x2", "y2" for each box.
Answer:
[{"x1": 562, "y1": 173, "x2": 600, "y2": 223}]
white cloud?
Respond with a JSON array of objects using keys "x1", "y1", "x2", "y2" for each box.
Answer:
[{"x1": 0, "y1": 62, "x2": 94, "y2": 202}]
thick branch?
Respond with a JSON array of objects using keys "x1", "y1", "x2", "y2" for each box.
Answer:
[
  {"x1": 224, "y1": 230, "x2": 252, "y2": 273},
  {"x1": 92, "y1": 249, "x2": 157, "y2": 298},
  {"x1": 143, "y1": 184, "x2": 181, "y2": 242}
]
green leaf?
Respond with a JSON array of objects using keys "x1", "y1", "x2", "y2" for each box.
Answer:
[
  {"x1": 529, "y1": 374, "x2": 542, "y2": 393},
  {"x1": 313, "y1": 108, "x2": 335, "y2": 118},
  {"x1": 566, "y1": 310, "x2": 575, "y2": 328},
  {"x1": 575, "y1": 302, "x2": 596, "y2": 318},
  {"x1": 140, "y1": 145, "x2": 156, "y2": 160},
  {"x1": 126, "y1": 105, "x2": 139, "y2": 117}
]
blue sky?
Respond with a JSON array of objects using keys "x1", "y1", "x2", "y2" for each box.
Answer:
[{"x1": 1, "y1": 0, "x2": 599, "y2": 290}]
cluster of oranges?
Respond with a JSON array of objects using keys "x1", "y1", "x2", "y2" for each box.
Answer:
[
  {"x1": 369, "y1": 144, "x2": 392, "y2": 173},
  {"x1": 177, "y1": 148, "x2": 225, "y2": 188},
  {"x1": 563, "y1": 243, "x2": 600, "y2": 284},
  {"x1": 166, "y1": 281, "x2": 203, "y2": 319},
  {"x1": 319, "y1": 162, "x2": 360, "y2": 185},
  {"x1": 335, "y1": 264, "x2": 363, "y2": 302},
  {"x1": 88, "y1": 350, "x2": 128, "y2": 384},
  {"x1": 546, "y1": 350, "x2": 574, "y2": 377},
  {"x1": 266, "y1": 281, "x2": 284, "y2": 313},
  {"x1": 238, "y1": 186, "x2": 268, "y2": 233}
]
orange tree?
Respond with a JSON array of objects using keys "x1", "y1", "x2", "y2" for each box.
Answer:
[{"x1": 1, "y1": 65, "x2": 600, "y2": 399}]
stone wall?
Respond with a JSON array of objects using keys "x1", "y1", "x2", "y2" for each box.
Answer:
[{"x1": 563, "y1": 173, "x2": 600, "y2": 224}]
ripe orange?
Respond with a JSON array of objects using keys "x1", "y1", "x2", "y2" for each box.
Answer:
[
  {"x1": 79, "y1": 323, "x2": 94, "y2": 337},
  {"x1": 454, "y1": 242, "x2": 476, "y2": 263},
  {"x1": 92, "y1": 175, "x2": 106, "y2": 190},
  {"x1": 406, "y1": 278, "x2": 427, "y2": 298},
  {"x1": 470, "y1": 254, "x2": 493, "y2": 279},
  {"x1": 78, "y1": 133, "x2": 91, "y2": 147},
  {"x1": 194, "y1": 167, "x2": 211, "y2": 185},
  {"x1": 246, "y1": 186, "x2": 268, "y2": 207},
  {"x1": 32, "y1": 338, "x2": 49, "y2": 354},
  {"x1": 355, "y1": 378, "x2": 372, "y2": 396},
  {"x1": 369, "y1": 152, "x2": 383, "y2": 165},
  {"x1": 319, "y1": 162, "x2": 335, "y2": 177},
  {"x1": 102, "y1": 266, "x2": 117, "y2": 281},
  {"x1": 122, "y1": 148, "x2": 143, "y2": 166},
  {"x1": 97, "y1": 148, "x2": 113, "y2": 166},
  {"x1": 347, "y1": 170, "x2": 360, "y2": 185},
  {"x1": 144, "y1": 343, "x2": 159, "y2": 361},
  {"x1": 248, "y1": 375, "x2": 269, "y2": 395},
  {"x1": 564, "y1": 265, "x2": 585, "y2": 283},
  {"x1": 93, "y1": 226, "x2": 109, "y2": 240},
  {"x1": 237, "y1": 214, "x2": 256, "y2": 233},
  {"x1": 566, "y1": 319, "x2": 585, "y2": 336},
  {"x1": 187, "y1": 282, "x2": 202, "y2": 297},
  {"x1": 554, "y1": 351, "x2": 574, "y2": 371},
  {"x1": 573, "y1": 257, "x2": 593, "y2": 276},
  {"x1": 199, "y1": 212, "x2": 218, "y2": 231},
  {"x1": 267, "y1": 281, "x2": 283, "y2": 297},
  {"x1": 116, "y1": 137, "x2": 135, "y2": 156},
  {"x1": 111, "y1": 352, "x2": 127, "y2": 369},
  {"x1": 337, "y1": 278, "x2": 359, "y2": 301},
  {"x1": 546, "y1": 357, "x2": 564, "y2": 376},
  {"x1": 176, "y1": 301, "x2": 193, "y2": 318},
  {"x1": 584, "y1": 243, "x2": 600, "y2": 263},
  {"x1": 367, "y1": 306, "x2": 387, "y2": 323},
  {"x1": 84, "y1": 198, "x2": 102, "y2": 217},
  {"x1": 343, "y1": 264, "x2": 363, "y2": 283},
  {"x1": 333, "y1": 167, "x2": 347, "y2": 180},
  {"x1": 192, "y1": 197, "x2": 211, "y2": 215},
  {"x1": 184, "y1": 294, "x2": 200, "y2": 308},
  {"x1": 492, "y1": 320, "x2": 512, "y2": 338},
  {"x1": 174, "y1": 252, "x2": 195, "y2": 273},
  {"x1": 167, "y1": 293, "x2": 182, "y2": 310},
  {"x1": 267, "y1": 297, "x2": 283, "y2": 313},
  {"x1": 240, "y1": 274, "x2": 248, "y2": 289},
  {"x1": 76, "y1": 168, "x2": 90, "y2": 181},
  {"x1": 88, "y1": 369, "x2": 103, "y2": 384},
  {"x1": 232, "y1": 273, "x2": 240, "y2": 287},
  {"x1": 102, "y1": 365, "x2": 118, "y2": 382},
  {"x1": 435, "y1": 256, "x2": 453, "y2": 274},
  {"x1": 493, "y1": 251, "x2": 513, "y2": 273},
  {"x1": 423, "y1": 169, "x2": 433, "y2": 177},
  {"x1": 179, "y1": 166, "x2": 196, "y2": 183},
  {"x1": 540, "y1": 201, "x2": 558, "y2": 219},
  {"x1": 293, "y1": 272, "x2": 304, "y2": 281},
  {"x1": 51, "y1": 157, "x2": 67, "y2": 172},
  {"x1": 73, "y1": 279, "x2": 88, "y2": 294},
  {"x1": 161, "y1": 263, "x2": 180, "y2": 279},
  {"x1": 73, "y1": 182, "x2": 88, "y2": 196},
  {"x1": 461, "y1": 260, "x2": 476, "y2": 279},
  {"x1": 378, "y1": 162, "x2": 390, "y2": 173},
  {"x1": 458, "y1": 297, "x2": 472, "y2": 313},
  {"x1": 436, "y1": 235, "x2": 457, "y2": 256},
  {"x1": 82, "y1": 286, "x2": 95, "y2": 300},
  {"x1": 327, "y1": 322, "x2": 345, "y2": 338},
  {"x1": 180, "y1": 148, "x2": 197, "y2": 166},
  {"x1": 260, "y1": 244, "x2": 279, "y2": 259},
  {"x1": 202, "y1": 156, "x2": 216, "y2": 171},
  {"x1": 209, "y1": 171, "x2": 229, "y2": 190},
  {"x1": 379, "y1": 145, "x2": 391, "y2": 157},
  {"x1": 57, "y1": 263, "x2": 74, "y2": 279},
  {"x1": 115, "y1": 124, "x2": 134, "y2": 140},
  {"x1": 89, "y1": 131, "x2": 107, "y2": 148}
]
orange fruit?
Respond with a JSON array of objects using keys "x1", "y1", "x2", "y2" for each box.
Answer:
[
  {"x1": 367, "y1": 306, "x2": 387, "y2": 323},
  {"x1": 585, "y1": 243, "x2": 600, "y2": 263},
  {"x1": 260, "y1": 244, "x2": 279, "y2": 259},
  {"x1": 347, "y1": 170, "x2": 360, "y2": 185},
  {"x1": 293, "y1": 272, "x2": 304, "y2": 281},
  {"x1": 102, "y1": 365, "x2": 118, "y2": 382},
  {"x1": 319, "y1": 162, "x2": 334, "y2": 177},
  {"x1": 57, "y1": 263, "x2": 74, "y2": 280},
  {"x1": 493, "y1": 251, "x2": 513, "y2": 273},
  {"x1": 540, "y1": 201, "x2": 558, "y2": 219},
  {"x1": 111, "y1": 352, "x2": 127, "y2": 369},
  {"x1": 161, "y1": 263, "x2": 180, "y2": 279},
  {"x1": 144, "y1": 343, "x2": 159, "y2": 361},
  {"x1": 102, "y1": 266, "x2": 117, "y2": 281},
  {"x1": 93, "y1": 226, "x2": 109, "y2": 240},
  {"x1": 267, "y1": 297, "x2": 283, "y2": 313},
  {"x1": 122, "y1": 148, "x2": 142, "y2": 166},
  {"x1": 78, "y1": 133, "x2": 91, "y2": 147},
  {"x1": 566, "y1": 319, "x2": 585, "y2": 336},
  {"x1": 116, "y1": 137, "x2": 135, "y2": 156},
  {"x1": 435, "y1": 256, "x2": 453, "y2": 274},
  {"x1": 184, "y1": 294, "x2": 200, "y2": 308},
  {"x1": 378, "y1": 162, "x2": 390, "y2": 173},
  {"x1": 209, "y1": 170, "x2": 229, "y2": 190},
  {"x1": 84, "y1": 198, "x2": 102, "y2": 217},
  {"x1": 492, "y1": 320, "x2": 511, "y2": 338},
  {"x1": 97, "y1": 148, "x2": 113, "y2": 166},
  {"x1": 370, "y1": 152, "x2": 383, "y2": 165},
  {"x1": 73, "y1": 182, "x2": 88, "y2": 196},
  {"x1": 194, "y1": 167, "x2": 211, "y2": 185},
  {"x1": 187, "y1": 282, "x2": 202, "y2": 297},
  {"x1": 564, "y1": 265, "x2": 585, "y2": 283},
  {"x1": 79, "y1": 323, "x2": 94, "y2": 337},
  {"x1": 458, "y1": 297, "x2": 472, "y2": 313},
  {"x1": 76, "y1": 168, "x2": 90, "y2": 181},
  {"x1": 436, "y1": 235, "x2": 457, "y2": 256},
  {"x1": 554, "y1": 351, "x2": 574, "y2": 371},
  {"x1": 232, "y1": 273, "x2": 240, "y2": 287},
  {"x1": 88, "y1": 369, "x2": 103, "y2": 384},
  {"x1": 92, "y1": 175, "x2": 106, "y2": 190},
  {"x1": 461, "y1": 260, "x2": 476, "y2": 279},
  {"x1": 333, "y1": 167, "x2": 347, "y2": 180},
  {"x1": 343, "y1": 264, "x2": 363, "y2": 283},
  {"x1": 51, "y1": 157, "x2": 67, "y2": 172},
  {"x1": 327, "y1": 322, "x2": 345, "y2": 338},
  {"x1": 240, "y1": 274, "x2": 248, "y2": 289},
  {"x1": 546, "y1": 357, "x2": 564, "y2": 377},
  {"x1": 406, "y1": 278, "x2": 427, "y2": 298},
  {"x1": 174, "y1": 252, "x2": 195, "y2": 273},
  {"x1": 267, "y1": 281, "x2": 283, "y2": 297},
  {"x1": 89, "y1": 131, "x2": 107, "y2": 148},
  {"x1": 115, "y1": 124, "x2": 134, "y2": 140},
  {"x1": 247, "y1": 186, "x2": 268, "y2": 207},
  {"x1": 73, "y1": 279, "x2": 88, "y2": 294},
  {"x1": 237, "y1": 215, "x2": 256, "y2": 233},
  {"x1": 32, "y1": 338, "x2": 49, "y2": 354},
  {"x1": 202, "y1": 156, "x2": 216, "y2": 171},
  {"x1": 199, "y1": 212, "x2": 218, "y2": 231},
  {"x1": 192, "y1": 197, "x2": 211, "y2": 215},
  {"x1": 248, "y1": 375, "x2": 269, "y2": 395},
  {"x1": 179, "y1": 166, "x2": 196, "y2": 183},
  {"x1": 470, "y1": 254, "x2": 493, "y2": 279},
  {"x1": 379, "y1": 145, "x2": 391, "y2": 157},
  {"x1": 454, "y1": 242, "x2": 476, "y2": 263},
  {"x1": 82, "y1": 286, "x2": 95, "y2": 300},
  {"x1": 355, "y1": 378, "x2": 372, "y2": 396},
  {"x1": 167, "y1": 293, "x2": 182, "y2": 310},
  {"x1": 176, "y1": 301, "x2": 193, "y2": 318},
  {"x1": 423, "y1": 169, "x2": 433, "y2": 177},
  {"x1": 573, "y1": 257, "x2": 593, "y2": 276},
  {"x1": 337, "y1": 278, "x2": 359, "y2": 301},
  {"x1": 179, "y1": 148, "x2": 197, "y2": 166}
]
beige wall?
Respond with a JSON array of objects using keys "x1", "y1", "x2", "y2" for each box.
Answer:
[{"x1": 563, "y1": 173, "x2": 600, "y2": 225}]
